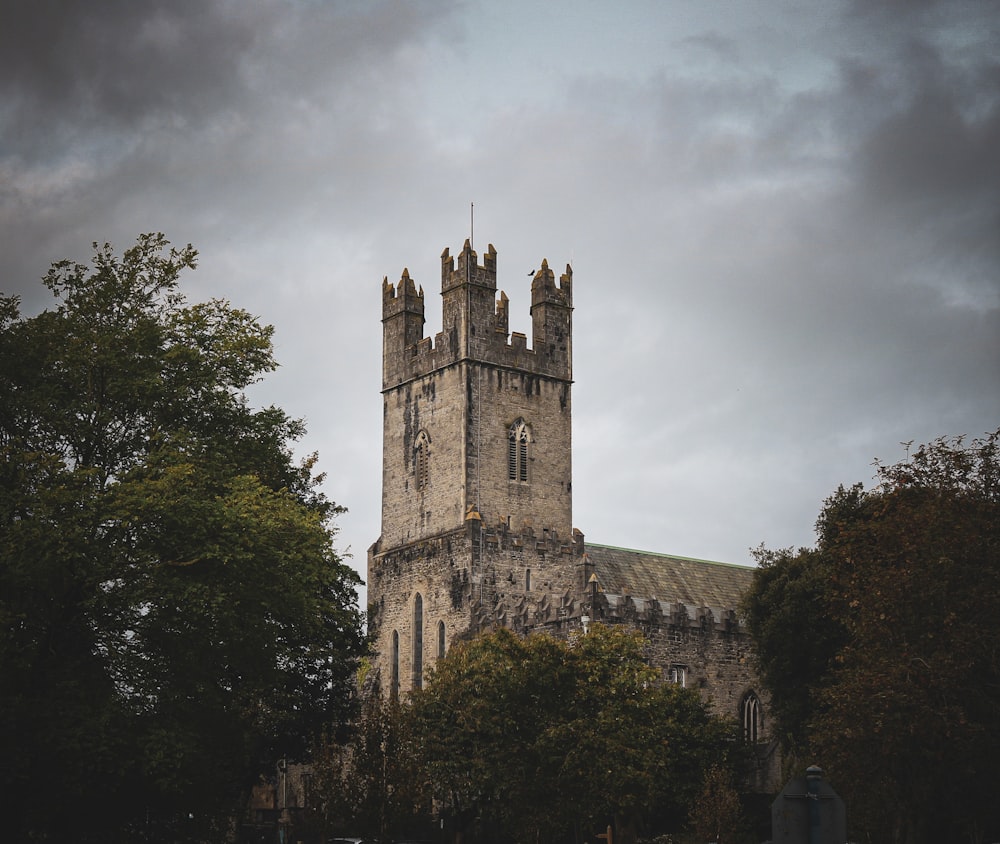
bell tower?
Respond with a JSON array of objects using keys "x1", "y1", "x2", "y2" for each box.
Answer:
[{"x1": 368, "y1": 239, "x2": 579, "y2": 695}]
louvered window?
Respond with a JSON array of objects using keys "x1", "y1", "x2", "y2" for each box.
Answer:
[
  {"x1": 508, "y1": 419, "x2": 530, "y2": 482},
  {"x1": 414, "y1": 430, "x2": 429, "y2": 490}
]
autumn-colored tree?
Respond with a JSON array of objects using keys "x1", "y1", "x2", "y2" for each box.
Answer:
[
  {"x1": 406, "y1": 625, "x2": 736, "y2": 844},
  {"x1": 0, "y1": 236, "x2": 365, "y2": 842},
  {"x1": 742, "y1": 432, "x2": 1000, "y2": 844}
]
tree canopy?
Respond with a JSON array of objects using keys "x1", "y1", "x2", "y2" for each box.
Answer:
[
  {"x1": 741, "y1": 431, "x2": 1000, "y2": 844},
  {"x1": 405, "y1": 625, "x2": 736, "y2": 844},
  {"x1": 0, "y1": 235, "x2": 365, "y2": 842}
]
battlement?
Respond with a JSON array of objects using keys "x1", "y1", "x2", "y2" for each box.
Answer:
[
  {"x1": 530, "y1": 258, "x2": 572, "y2": 310},
  {"x1": 382, "y1": 269, "x2": 425, "y2": 318},
  {"x1": 441, "y1": 239, "x2": 497, "y2": 293},
  {"x1": 382, "y1": 240, "x2": 573, "y2": 389},
  {"x1": 475, "y1": 518, "x2": 586, "y2": 559}
]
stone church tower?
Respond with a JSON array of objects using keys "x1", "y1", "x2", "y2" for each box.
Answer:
[
  {"x1": 368, "y1": 239, "x2": 582, "y2": 695},
  {"x1": 367, "y1": 239, "x2": 777, "y2": 790}
]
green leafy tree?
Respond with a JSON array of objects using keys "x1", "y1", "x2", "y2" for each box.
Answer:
[
  {"x1": 0, "y1": 235, "x2": 365, "y2": 842},
  {"x1": 742, "y1": 432, "x2": 1000, "y2": 844},
  {"x1": 407, "y1": 625, "x2": 735, "y2": 844}
]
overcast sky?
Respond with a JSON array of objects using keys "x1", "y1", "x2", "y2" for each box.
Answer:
[{"x1": 4, "y1": 0, "x2": 998, "y2": 601}]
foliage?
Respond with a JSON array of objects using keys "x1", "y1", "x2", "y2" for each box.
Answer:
[
  {"x1": 741, "y1": 431, "x2": 1000, "y2": 844},
  {"x1": 0, "y1": 235, "x2": 365, "y2": 842},
  {"x1": 684, "y1": 764, "x2": 747, "y2": 844},
  {"x1": 310, "y1": 689, "x2": 427, "y2": 844},
  {"x1": 405, "y1": 625, "x2": 736, "y2": 844}
]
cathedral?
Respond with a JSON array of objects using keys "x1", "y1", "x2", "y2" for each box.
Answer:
[{"x1": 366, "y1": 239, "x2": 775, "y2": 785}]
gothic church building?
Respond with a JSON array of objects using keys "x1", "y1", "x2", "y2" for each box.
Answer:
[{"x1": 367, "y1": 239, "x2": 772, "y2": 779}]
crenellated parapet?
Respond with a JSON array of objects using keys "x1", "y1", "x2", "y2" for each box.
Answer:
[
  {"x1": 530, "y1": 259, "x2": 572, "y2": 379},
  {"x1": 381, "y1": 241, "x2": 573, "y2": 389},
  {"x1": 530, "y1": 258, "x2": 572, "y2": 310},
  {"x1": 593, "y1": 595, "x2": 743, "y2": 634},
  {"x1": 441, "y1": 239, "x2": 497, "y2": 293},
  {"x1": 382, "y1": 270, "x2": 426, "y2": 386},
  {"x1": 382, "y1": 269, "x2": 425, "y2": 320}
]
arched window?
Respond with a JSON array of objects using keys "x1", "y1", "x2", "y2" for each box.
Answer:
[
  {"x1": 508, "y1": 419, "x2": 530, "y2": 482},
  {"x1": 741, "y1": 691, "x2": 762, "y2": 743},
  {"x1": 390, "y1": 630, "x2": 400, "y2": 699},
  {"x1": 412, "y1": 593, "x2": 424, "y2": 690},
  {"x1": 437, "y1": 620, "x2": 446, "y2": 659},
  {"x1": 414, "y1": 430, "x2": 430, "y2": 491}
]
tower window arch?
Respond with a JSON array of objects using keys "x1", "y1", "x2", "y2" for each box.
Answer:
[
  {"x1": 508, "y1": 419, "x2": 530, "y2": 482},
  {"x1": 414, "y1": 430, "x2": 430, "y2": 491},
  {"x1": 741, "y1": 691, "x2": 762, "y2": 743},
  {"x1": 413, "y1": 593, "x2": 424, "y2": 690}
]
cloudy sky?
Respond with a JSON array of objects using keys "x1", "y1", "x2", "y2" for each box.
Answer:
[{"x1": 4, "y1": 0, "x2": 998, "y2": 600}]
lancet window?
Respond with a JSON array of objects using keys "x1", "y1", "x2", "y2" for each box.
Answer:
[
  {"x1": 391, "y1": 630, "x2": 400, "y2": 699},
  {"x1": 412, "y1": 593, "x2": 424, "y2": 690},
  {"x1": 741, "y1": 691, "x2": 762, "y2": 743}
]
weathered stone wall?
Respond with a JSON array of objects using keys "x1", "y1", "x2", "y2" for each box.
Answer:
[
  {"x1": 368, "y1": 525, "x2": 586, "y2": 695},
  {"x1": 469, "y1": 363, "x2": 572, "y2": 538},
  {"x1": 380, "y1": 365, "x2": 468, "y2": 549},
  {"x1": 368, "y1": 529, "x2": 474, "y2": 694},
  {"x1": 378, "y1": 240, "x2": 573, "y2": 551}
]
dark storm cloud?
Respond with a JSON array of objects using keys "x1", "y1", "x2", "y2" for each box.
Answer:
[
  {"x1": 1, "y1": 0, "x2": 259, "y2": 141},
  {"x1": 1, "y1": 0, "x2": 456, "y2": 143},
  {"x1": 544, "y1": 2, "x2": 1000, "y2": 559},
  {"x1": 1, "y1": 0, "x2": 460, "y2": 299},
  {"x1": 2, "y1": 0, "x2": 997, "y2": 576}
]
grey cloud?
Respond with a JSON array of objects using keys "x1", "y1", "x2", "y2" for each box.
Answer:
[
  {"x1": 2, "y1": 0, "x2": 260, "y2": 132},
  {"x1": 1, "y1": 0, "x2": 459, "y2": 158},
  {"x1": 2, "y1": 0, "x2": 997, "y2": 577}
]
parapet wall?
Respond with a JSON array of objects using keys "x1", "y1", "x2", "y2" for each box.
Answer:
[{"x1": 382, "y1": 241, "x2": 572, "y2": 388}]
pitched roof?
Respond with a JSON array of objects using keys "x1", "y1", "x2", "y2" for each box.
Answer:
[{"x1": 584, "y1": 543, "x2": 754, "y2": 612}]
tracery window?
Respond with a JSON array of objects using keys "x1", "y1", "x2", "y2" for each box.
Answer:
[
  {"x1": 508, "y1": 419, "x2": 530, "y2": 482},
  {"x1": 668, "y1": 664, "x2": 687, "y2": 688},
  {"x1": 741, "y1": 691, "x2": 762, "y2": 743},
  {"x1": 414, "y1": 430, "x2": 430, "y2": 490},
  {"x1": 412, "y1": 593, "x2": 424, "y2": 690}
]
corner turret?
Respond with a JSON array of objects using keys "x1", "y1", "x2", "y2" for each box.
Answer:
[
  {"x1": 382, "y1": 270, "x2": 425, "y2": 388},
  {"x1": 441, "y1": 240, "x2": 499, "y2": 361},
  {"x1": 531, "y1": 260, "x2": 573, "y2": 378}
]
